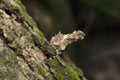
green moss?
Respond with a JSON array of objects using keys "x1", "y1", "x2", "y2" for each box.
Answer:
[
  {"x1": 56, "y1": 56, "x2": 85, "y2": 80},
  {"x1": 66, "y1": 66, "x2": 80, "y2": 80},
  {"x1": 15, "y1": 43, "x2": 22, "y2": 51},
  {"x1": 74, "y1": 67, "x2": 84, "y2": 78},
  {"x1": 5, "y1": 71, "x2": 15, "y2": 80},
  {"x1": 41, "y1": 41, "x2": 56, "y2": 55},
  {"x1": 46, "y1": 75, "x2": 53, "y2": 80},
  {"x1": 37, "y1": 65, "x2": 46, "y2": 77},
  {"x1": 47, "y1": 57, "x2": 67, "y2": 79},
  {"x1": 1, "y1": 49, "x2": 17, "y2": 67},
  {"x1": 17, "y1": 0, "x2": 45, "y2": 38},
  {"x1": 18, "y1": 2, "x2": 38, "y2": 29},
  {"x1": 0, "y1": 49, "x2": 19, "y2": 79},
  {"x1": 6, "y1": 0, "x2": 56, "y2": 56},
  {"x1": 49, "y1": 58, "x2": 60, "y2": 68},
  {"x1": 20, "y1": 28, "x2": 34, "y2": 44},
  {"x1": 56, "y1": 72, "x2": 65, "y2": 80},
  {"x1": 35, "y1": 34, "x2": 46, "y2": 46},
  {"x1": 20, "y1": 27, "x2": 29, "y2": 36},
  {"x1": 26, "y1": 36, "x2": 34, "y2": 44},
  {"x1": 2, "y1": 1, "x2": 85, "y2": 79},
  {"x1": 7, "y1": 0, "x2": 45, "y2": 39},
  {"x1": 16, "y1": 0, "x2": 52, "y2": 53}
]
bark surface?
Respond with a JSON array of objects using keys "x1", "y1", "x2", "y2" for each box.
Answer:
[{"x1": 0, "y1": 0, "x2": 86, "y2": 80}]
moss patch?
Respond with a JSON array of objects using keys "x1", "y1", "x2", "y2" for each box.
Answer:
[
  {"x1": 56, "y1": 72, "x2": 65, "y2": 80},
  {"x1": 37, "y1": 65, "x2": 46, "y2": 77},
  {"x1": 49, "y1": 58, "x2": 60, "y2": 68},
  {"x1": 2, "y1": 49, "x2": 18, "y2": 67},
  {"x1": 0, "y1": 49, "x2": 18, "y2": 80},
  {"x1": 66, "y1": 65, "x2": 80, "y2": 80},
  {"x1": 55, "y1": 56, "x2": 86, "y2": 80}
]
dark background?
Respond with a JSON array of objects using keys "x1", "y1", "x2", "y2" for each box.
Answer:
[{"x1": 22, "y1": 0, "x2": 120, "y2": 80}]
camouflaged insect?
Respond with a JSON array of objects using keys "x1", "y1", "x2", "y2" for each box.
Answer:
[{"x1": 50, "y1": 30, "x2": 85, "y2": 54}]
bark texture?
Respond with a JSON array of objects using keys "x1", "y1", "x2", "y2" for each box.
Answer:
[{"x1": 0, "y1": 0, "x2": 86, "y2": 80}]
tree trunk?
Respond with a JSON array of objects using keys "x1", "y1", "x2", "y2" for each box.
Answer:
[{"x1": 0, "y1": 0, "x2": 86, "y2": 80}]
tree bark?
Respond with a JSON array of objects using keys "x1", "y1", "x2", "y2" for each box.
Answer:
[{"x1": 0, "y1": 0, "x2": 86, "y2": 80}]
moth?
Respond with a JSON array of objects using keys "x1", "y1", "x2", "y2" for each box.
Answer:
[{"x1": 50, "y1": 30, "x2": 85, "y2": 54}]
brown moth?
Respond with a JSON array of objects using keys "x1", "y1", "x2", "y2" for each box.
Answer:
[{"x1": 50, "y1": 30, "x2": 85, "y2": 54}]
